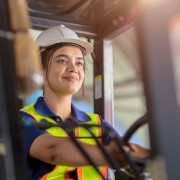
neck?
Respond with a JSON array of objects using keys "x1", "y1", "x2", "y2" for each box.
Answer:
[{"x1": 43, "y1": 91, "x2": 72, "y2": 121}]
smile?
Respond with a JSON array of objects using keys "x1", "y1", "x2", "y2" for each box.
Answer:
[{"x1": 63, "y1": 76, "x2": 79, "y2": 83}]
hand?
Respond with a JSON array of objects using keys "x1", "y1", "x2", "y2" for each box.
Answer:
[
  {"x1": 105, "y1": 141, "x2": 150, "y2": 168},
  {"x1": 105, "y1": 141, "x2": 129, "y2": 168},
  {"x1": 127, "y1": 143, "x2": 150, "y2": 159}
]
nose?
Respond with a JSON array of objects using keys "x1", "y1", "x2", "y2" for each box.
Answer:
[{"x1": 67, "y1": 62, "x2": 77, "y2": 73}]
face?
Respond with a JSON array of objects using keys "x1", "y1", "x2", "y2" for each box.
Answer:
[{"x1": 44, "y1": 45, "x2": 85, "y2": 96}]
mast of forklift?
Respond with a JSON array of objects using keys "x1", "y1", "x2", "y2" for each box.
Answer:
[{"x1": 0, "y1": 0, "x2": 42, "y2": 179}]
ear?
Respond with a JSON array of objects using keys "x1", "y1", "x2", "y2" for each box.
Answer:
[
  {"x1": 42, "y1": 69, "x2": 46, "y2": 76},
  {"x1": 42, "y1": 69, "x2": 48, "y2": 82}
]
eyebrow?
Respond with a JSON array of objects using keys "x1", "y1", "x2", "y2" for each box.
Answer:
[{"x1": 55, "y1": 54, "x2": 84, "y2": 60}]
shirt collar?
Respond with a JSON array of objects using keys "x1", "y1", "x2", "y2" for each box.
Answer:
[{"x1": 34, "y1": 97, "x2": 91, "y2": 122}]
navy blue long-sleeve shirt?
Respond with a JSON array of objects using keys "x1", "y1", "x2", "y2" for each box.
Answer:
[{"x1": 21, "y1": 97, "x2": 121, "y2": 179}]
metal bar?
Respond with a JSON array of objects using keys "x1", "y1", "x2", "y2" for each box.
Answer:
[
  {"x1": 30, "y1": 16, "x2": 98, "y2": 38},
  {"x1": 103, "y1": 40, "x2": 114, "y2": 125},
  {"x1": 0, "y1": 36, "x2": 27, "y2": 180},
  {"x1": 93, "y1": 39, "x2": 114, "y2": 125},
  {"x1": 93, "y1": 40, "x2": 105, "y2": 118},
  {"x1": 0, "y1": 0, "x2": 27, "y2": 179},
  {"x1": 136, "y1": 0, "x2": 180, "y2": 179}
]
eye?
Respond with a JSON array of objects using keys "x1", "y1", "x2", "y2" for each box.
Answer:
[
  {"x1": 76, "y1": 61, "x2": 84, "y2": 67},
  {"x1": 57, "y1": 58, "x2": 68, "y2": 64}
]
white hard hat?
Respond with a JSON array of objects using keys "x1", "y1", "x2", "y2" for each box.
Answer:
[{"x1": 36, "y1": 25, "x2": 93, "y2": 55}]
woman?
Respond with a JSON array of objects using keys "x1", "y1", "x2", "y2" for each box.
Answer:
[{"x1": 20, "y1": 25, "x2": 150, "y2": 180}]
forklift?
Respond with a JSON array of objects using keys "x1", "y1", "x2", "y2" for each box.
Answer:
[{"x1": 0, "y1": 0, "x2": 180, "y2": 179}]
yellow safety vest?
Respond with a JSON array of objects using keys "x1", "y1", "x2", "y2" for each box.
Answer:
[{"x1": 21, "y1": 104, "x2": 107, "y2": 180}]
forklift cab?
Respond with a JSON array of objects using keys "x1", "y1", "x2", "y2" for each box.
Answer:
[{"x1": 0, "y1": 0, "x2": 180, "y2": 179}]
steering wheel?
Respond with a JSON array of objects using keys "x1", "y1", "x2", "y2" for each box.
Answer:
[
  {"x1": 121, "y1": 114, "x2": 148, "y2": 145},
  {"x1": 122, "y1": 113, "x2": 148, "y2": 166},
  {"x1": 115, "y1": 114, "x2": 150, "y2": 180}
]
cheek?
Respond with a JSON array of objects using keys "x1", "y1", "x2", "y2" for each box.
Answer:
[
  {"x1": 46, "y1": 68, "x2": 58, "y2": 83},
  {"x1": 80, "y1": 70, "x2": 85, "y2": 81},
  {"x1": 51, "y1": 66, "x2": 62, "y2": 76}
]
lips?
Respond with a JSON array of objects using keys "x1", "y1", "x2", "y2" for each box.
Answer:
[{"x1": 63, "y1": 75, "x2": 79, "y2": 83}]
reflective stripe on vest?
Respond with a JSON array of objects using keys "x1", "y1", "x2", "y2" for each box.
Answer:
[{"x1": 21, "y1": 104, "x2": 107, "y2": 180}]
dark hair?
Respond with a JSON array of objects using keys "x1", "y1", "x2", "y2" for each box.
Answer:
[{"x1": 40, "y1": 43, "x2": 86, "y2": 95}]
